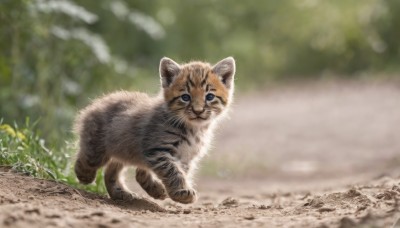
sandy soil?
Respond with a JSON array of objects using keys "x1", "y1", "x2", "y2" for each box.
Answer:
[
  {"x1": 1, "y1": 171, "x2": 400, "y2": 227},
  {"x1": 1, "y1": 80, "x2": 400, "y2": 227}
]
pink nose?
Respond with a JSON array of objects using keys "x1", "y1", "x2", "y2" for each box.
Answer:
[{"x1": 192, "y1": 107, "x2": 205, "y2": 115}]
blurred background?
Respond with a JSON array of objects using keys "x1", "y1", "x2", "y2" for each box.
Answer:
[{"x1": 1, "y1": 0, "x2": 399, "y2": 184}]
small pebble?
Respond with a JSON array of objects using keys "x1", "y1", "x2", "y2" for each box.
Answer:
[
  {"x1": 91, "y1": 211, "x2": 105, "y2": 217},
  {"x1": 46, "y1": 214, "x2": 61, "y2": 219},
  {"x1": 244, "y1": 215, "x2": 255, "y2": 220},
  {"x1": 111, "y1": 218, "x2": 121, "y2": 224},
  {"x1": 317, "y1": 207, "x2": 335, "y2": 213},
  {"x1": 220, "y1": 197, "x2": 239, "y2": 207},
  {"x1": 25, "y1": 208, "x2": 40, "y2": 215}
]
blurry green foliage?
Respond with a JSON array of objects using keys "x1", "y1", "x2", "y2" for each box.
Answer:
[{"x1": 1, "y1": 0, "x2": 400, "y2": 146}]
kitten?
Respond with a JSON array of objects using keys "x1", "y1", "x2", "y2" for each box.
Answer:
[{"x1": 74, "y1": 57, "x2": 235, "y2": 204}]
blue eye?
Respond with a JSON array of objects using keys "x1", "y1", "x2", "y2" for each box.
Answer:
[
  {"x1": 206, "y1": 93, "x2": 215, "y2": 101},
  {"x1": 181, "y1": 94, "x2": 191, "y2": 102}
]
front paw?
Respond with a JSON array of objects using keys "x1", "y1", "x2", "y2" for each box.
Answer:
[{"x1": 169, "y1": 189, "x2": 197, "y2": 204}]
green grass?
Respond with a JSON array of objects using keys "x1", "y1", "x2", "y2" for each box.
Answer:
[{"x1": 0, "y1": 118, "x2": 106, "y2": 194}]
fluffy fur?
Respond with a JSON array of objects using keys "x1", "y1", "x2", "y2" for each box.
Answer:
[{"x1": 74, "y1": 57, "x2": 235, "y2": 204}]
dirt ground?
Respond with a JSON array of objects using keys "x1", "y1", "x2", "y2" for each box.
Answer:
[{"x1": 1, "y1": 80, "x2": 400, "y2": 227}]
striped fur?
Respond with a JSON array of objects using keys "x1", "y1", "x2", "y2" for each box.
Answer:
[{"x1": 74, "y1": 57, "x2": 235, "y2": 204}]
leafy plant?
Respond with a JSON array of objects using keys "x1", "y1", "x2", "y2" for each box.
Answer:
[{"x1": 0, "y1": 118, "x2": 106, "y2": 194}]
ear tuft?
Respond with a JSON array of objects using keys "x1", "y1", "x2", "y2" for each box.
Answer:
[
  {"x1": 212, "y1": 57, "x2": 235, "y2": 88},
  {"x1": 159, "y1": 57, "x2": 180, "y2": 88}
]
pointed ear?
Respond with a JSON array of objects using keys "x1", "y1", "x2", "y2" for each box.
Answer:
[
  {"x1": 159, "y1": 57, "x2": 181, "y2": 88},
  {"x1": 212, "y1": 57, "x2": 235, "y2": 89}
]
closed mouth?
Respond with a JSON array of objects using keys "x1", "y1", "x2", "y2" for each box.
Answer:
[{"x1": 190, "y1": 116, "x2": 208, "y2": 121}]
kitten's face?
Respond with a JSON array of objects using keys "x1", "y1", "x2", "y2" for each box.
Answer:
[{"x1": 160, "y1": 57, "x2": 235, "y2": 126}]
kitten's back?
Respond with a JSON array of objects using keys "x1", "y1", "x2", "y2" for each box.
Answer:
[{"x1": 74, "y1": 91, "x2": 153, "y2": 132}]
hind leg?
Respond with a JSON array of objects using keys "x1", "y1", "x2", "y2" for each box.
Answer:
[
  {"x1": 74, "y1": 113, "x2": 109, "y2": 184},
  {"x1": 74, "y1": 147, "x2": 109, "y2": 184},
  {"x1": 105, "y1": 161, "x2": 137, "y2": 201},
  {"x1": 136, "y1": 168, "x2": 167, "y2": 200}
]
